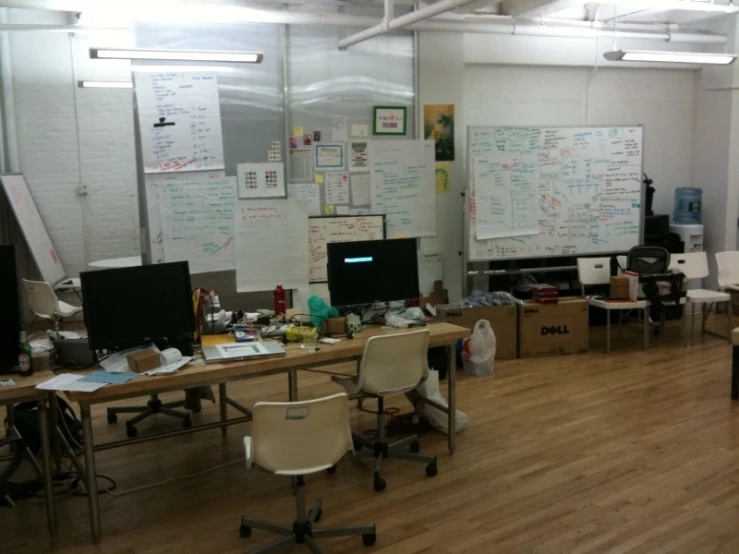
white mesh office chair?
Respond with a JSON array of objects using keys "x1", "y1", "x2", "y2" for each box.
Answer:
[
  {"x1": 240, "y1": 393, "x2": 376, "y2": 553},
  {"x1": 670, "y1": 252, "x2": 734, "y2": 344},
  {"x1": 716, "y1": 251, "x2": 739, "y2": 293},
  {"x1": 577, "y1": 257, "x2": 649, "y2": 352},
  {"x1": 332, "y1": 329, "x2": 438, "y2": 492},
  {"x1": 22, "y1": 279, "x2": 82, "y2": 335}
]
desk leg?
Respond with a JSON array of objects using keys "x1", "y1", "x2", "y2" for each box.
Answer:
[
  {"x1": 733, "y1": 345, "x2": 739, "y2": 400},
  {"x1": 37, "y1": 398, "x2": 57, "y2": 537},
  {"x1": 288, "y1": 371, "x2": 298, "y2": 402},
  {"x1": 218, "y1": 383, "x2": 227, "y2": 437},
  {"x1": 49, "y1": 394, "x2": 62, "y2": 471},
  {"x1": 447, "y1": 344, "x2": 456, "y2": 455},
  {"x1": 81, "y1": 405, "x2": 101, "y2": 544}
]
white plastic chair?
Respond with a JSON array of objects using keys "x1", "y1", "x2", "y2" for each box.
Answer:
[
  {"x1": 577, "y1": 257, "x2": 649, "y2": 353},
  {"x1": 716, "y1": 251, "x2": 739, "y2": 293},
  {"x1": 240, "y1": 393, "x2": 376, "y2": 552},
  {"x1": 22, "y1": 279, "x2": 82, "y2": 335},
  {"x1": 670, "y1": 252, "x2": 733, "y2": 344},
  {"x1": 332, "y1": 328, "x2": 438, "y2": 492}
]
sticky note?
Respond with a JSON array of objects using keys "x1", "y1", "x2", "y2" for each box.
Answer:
[
  {"x1": 325, "y1": 204, "x2": 335, "y2": 215},
  {"x1": 293, "y1": 126, "x2": 304, "y2": 137},
  {"x1": 436, "y1": 162, "x2": 450, "y2": 194},
  {"x1": 314, "y1": 174, "x2": 324, "y2": 184}
]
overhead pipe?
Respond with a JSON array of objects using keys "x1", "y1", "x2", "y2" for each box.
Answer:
[{"x1": 337, "y1": 0, "x2": 484, "y2": 49}]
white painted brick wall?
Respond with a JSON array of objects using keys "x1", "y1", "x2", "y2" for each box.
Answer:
[{"x1": 8, "y1": 9, "x2": 139, "y2": 279}]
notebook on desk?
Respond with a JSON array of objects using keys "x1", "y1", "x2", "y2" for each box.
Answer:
[{"x1": 202, "y1": 340, "x2": 286, "y2": 364}]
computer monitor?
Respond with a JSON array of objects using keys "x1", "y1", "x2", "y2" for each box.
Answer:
[
  {"x1": 81, "y1": 261, "x2": 196, "y2": 351},
  {"x1": 0, "y1": 245, "x2": 20, "y2": 374},
  {"x1": 327, "y1": 239, "x2": 420, "y2": 307}
]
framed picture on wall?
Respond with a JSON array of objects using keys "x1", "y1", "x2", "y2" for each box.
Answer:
[
  {"x1": 373, "y1": 106, "x2": 407, "y2": 136},
  {"x1": 236, "y1": 162, "x2": 286, "y2": 199}
]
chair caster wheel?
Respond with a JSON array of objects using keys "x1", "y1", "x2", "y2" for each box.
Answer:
[
  {"x1": 107, "y1": 412, "x2": 117, "y2": 424},
  {"x1": 327, "y1": 465, "x2": 337, "y2": 474},
  {"x1": 239, "y1": 524, "x2": 251, "y2": 538},
  {"x1": 410, "y1": 440, "x2": 420, "y2": 453},
  {"x1": 373, "y1": 477, "x2": 386, "y2": 492},
  {"x1": 425, "y1": 462, "x2": 438, "y2": 477},
  {"x1": 183, "y1": 415, "x2": 192, "y2": 429},
  {"x1": 362, "y1": 532, "x2": 377, "y2": 546},
  {"x1": 126, "y1": 424, "x2": 138, "y2": 438}
]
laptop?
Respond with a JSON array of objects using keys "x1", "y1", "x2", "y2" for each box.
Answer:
[{"x1": 202, "y1": 340, "x2": 286, "y2": 364}]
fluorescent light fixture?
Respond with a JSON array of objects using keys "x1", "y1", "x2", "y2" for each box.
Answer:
[
  {"x1": 78, "y1": 80, "x2": 133, "y2": 89},
  {"x1": 90, "y1": 48, "x2": 263, "y2": 64},
  {"x1": 604, "y1": 50, "x2": 737, "y2": 65}
]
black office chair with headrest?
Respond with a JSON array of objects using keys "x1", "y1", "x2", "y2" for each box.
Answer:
[{"x1": 627, "y1": 246, "x2": 671, "y2": 275}]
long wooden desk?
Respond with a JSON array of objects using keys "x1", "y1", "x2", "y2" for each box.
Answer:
[
  {"x1": 0, "y1": 371, "x2": 57, "y2": 537},
  {"x1": 64, "y1": 322, "x2": 469, "y2": 544}
]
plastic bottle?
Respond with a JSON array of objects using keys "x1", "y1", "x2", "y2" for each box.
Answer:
[
  {"x1": 273, "y1": 285, "x2": 286, "y2": 315},
  {"x1": 673, "y1": 187, "x2": 702, "y2": 224},
  {"x1": 18, "y1": 331, "x2": 33, "y2": 377}
]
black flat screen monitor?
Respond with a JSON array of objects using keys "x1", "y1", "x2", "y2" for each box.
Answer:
[
  {"x1": 327, "y1": 239, "x2": 420, "y2": 307},
  {"x1": 0, "y1": 245, "x2": 20, "y2": 373},
  {"x1": 81, "y1": 261, "x2": 195, "y2": 351}
]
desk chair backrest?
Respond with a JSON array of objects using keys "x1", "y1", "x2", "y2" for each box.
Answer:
[
  {"x1": 627, "y1": 246, "x2": 670, "y2": 275},
  {"x1": 716, "y1": 251, "x2": 739, "y2": 289},
  {"x1": 669, "y1": 252, "x2": 708, "y2": 281},
  {"x1": 251, "y1": 393, "x2": 352, "y2": 475},
  {"x1": 357, "y1": 329, "x2": 430, "y2": 396},
  {"x1": 577, "y1": 257, "x2": 611, "y2": 294},
  {"x1": 22, "y1": 279, "x2": 58, "y2": 320}
]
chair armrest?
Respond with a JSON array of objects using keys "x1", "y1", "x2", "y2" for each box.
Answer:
[{"x1": 243, "y1": 436, "x2": 253, "y2": 469}]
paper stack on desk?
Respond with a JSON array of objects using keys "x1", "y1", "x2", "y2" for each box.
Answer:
[
  {"x1": 36, "y1": 373, "x2": 108, "y2": 393},
  {"x1": 142, "y1": 348, "x2": 192, "y2": 376}
]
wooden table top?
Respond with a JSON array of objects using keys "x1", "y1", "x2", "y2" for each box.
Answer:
[
  {"x1": 0, "y1": 370, "x2": 56, "y2": 405},
  {"x1": 65, "y1": 322, "x2": 469, "y2": 406}
]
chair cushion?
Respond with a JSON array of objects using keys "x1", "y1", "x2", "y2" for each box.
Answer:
[
  {"x1": 687, "y1": 289, "x2": 731, "y2": 303},
  {"x1": 57, "y1": 300, "x2": 83, "y2": 318}
]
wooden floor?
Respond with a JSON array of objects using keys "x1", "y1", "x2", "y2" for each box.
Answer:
[{"x1": 4, "y1": 317, "x2": 739, "y2": 554}]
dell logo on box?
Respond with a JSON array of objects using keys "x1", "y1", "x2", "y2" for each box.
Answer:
[{"x1": 541, "y1": 325, "x2": 570, "y2": 336}]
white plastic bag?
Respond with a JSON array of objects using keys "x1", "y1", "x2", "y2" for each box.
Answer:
[
  {"x1": 462, "y1": 319, "x2": 496, "y2": 376},
  {"x1": 410, "y1": 370, "x2": 468, "y2": 434}
]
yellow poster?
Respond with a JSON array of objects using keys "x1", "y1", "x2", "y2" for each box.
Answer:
[
  {"x1": 293, "y1": 125, "x2": 304, "y2": 137},
  {"x1": 314, "y1": 173, "x2": 324, "y2": 184},
  {"x1": 424, "y1": 104, "x2": 455, "y2": 161},
  {"x1": 435, "y1": 163, "x2": 450, "y2": 194}
]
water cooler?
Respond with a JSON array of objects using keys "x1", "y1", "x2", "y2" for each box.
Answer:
[
  {"x1": 672, "y1": 188, "x2": 704, "y2": 313},
  {"x1": 668, "y1": 223, "x2": 704, "y2": 254}
]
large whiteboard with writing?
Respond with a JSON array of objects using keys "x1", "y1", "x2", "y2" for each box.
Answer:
[
  {"x1": 309, "y1": 215, "x2": 385, "y2": 283},
  {"x1": 134, "y1": 72, "x2": 225, "y2": 174},
  {"x1": 467, "y1": 126, "x2": 643, "y2": 261},
  {"x1": 1, "y1": 174, "x2": 66, "y2": 284},
  {"x1": 144, "y1": 172, "x2": 235, "y2": 273},
  {"x1": 369, "y1": 140, "x2": 435, "y2": 238}
]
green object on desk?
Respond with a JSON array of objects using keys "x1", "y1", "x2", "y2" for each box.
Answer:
[{"x1": 308, "y1": 295, "x2": 338, "y2": 329}]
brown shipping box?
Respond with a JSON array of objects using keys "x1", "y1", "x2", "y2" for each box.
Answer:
[
  {"x1": 519, "y1": 298, "x2": 589, "y2": 358},
  {"x1": 436, "y1": 305, "x2": 517, "y2": 360}
]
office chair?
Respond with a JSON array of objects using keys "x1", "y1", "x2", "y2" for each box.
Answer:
[
  {"x1": 22, "y1": 279, "x2": 82, "y2": 336},
  {"x1": 332, "y1": 328, "x2": 438, "y2": 492},
  {"x1": 240, "y1": 393, "x2": 377, "y2": 553}
]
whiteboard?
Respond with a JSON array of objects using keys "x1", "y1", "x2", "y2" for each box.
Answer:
[
  {"x1": 467, "y1": 126, "x2": 643, "y2": 261},
  {"x1": 1, "y1": 174, "x2": 66, "y2": 284},
  {"x1": 369, "y1": 140, "x2": 436, "y2": 238},
  {"x1": 134, "y1": 72, "x2": 225, "y2": 174},
  {"x1": 235, "y1": 199, "x2": 310, "y2": 292},
  {"x1": 309, "y1": 215, "x2": 385, "y2": 283},
  {"x1": 146, "y1": 171, "x2": 235, "y2": 274}
]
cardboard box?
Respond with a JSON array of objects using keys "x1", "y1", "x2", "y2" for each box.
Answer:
[
  {"x1": 32, "y1": 351, "x2": 52, "y2": 373},
  {"x1": 519, "y1": 298, "x2": 589, "y2": 358},
  {"x1": 436, "y1": 305, "x2": 518, "y2": 360},
  {"x1": 127, "y1": 349, "x2": 160, "y2": 373}
]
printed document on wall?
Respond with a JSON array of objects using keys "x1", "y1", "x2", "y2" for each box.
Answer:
[
  {"x1": 152, "y1": 171, "x2": 235, "y2": 273},
  {"x1": 369, "y1": 140, "x2": 436, "y2": 238},
  {"x1": 235, "y1": 200, "x2": 309, "y2": 292},
  {"x1": 288, "y1": 182, "x2": 321, "y2": 216},
  {"x1": 134, "y1": 72, "x2": 225, "y2": 174}
]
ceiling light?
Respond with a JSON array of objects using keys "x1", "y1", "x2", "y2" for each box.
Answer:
[
  {"x1": 604, "y1": 50, "x2": 737, "y2": 65},
  {"x1": 78, "y1": 80, "x2": 133, "y2": 89},
  {"x1": 89, "y1": 48, "x2": 263, "y2": 64}
]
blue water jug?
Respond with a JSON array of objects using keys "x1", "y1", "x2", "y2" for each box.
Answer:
[{"x1": 673, "y1": 187, "x2": 702, "y2": 224}]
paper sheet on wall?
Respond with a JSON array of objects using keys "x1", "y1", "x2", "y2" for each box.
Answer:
[
  {"x1": 151, "y1": 171, "x2": 235, "y2": 273},
  {"x1": 289, "y1": 148, "x2": 313, "y2": 182},
  {"x1": 144, "y1": 176, "x2": 165, "y2": 264},
  {"x1": 288, "y1": 182, "x2": 321, "y2": 216},
  {"x1": 350, "y1": 173, "x2": 371, "y2": 206},
  {"x1": 237, "y1": 162, "x2": 286, "y2": 199},
  {"x1": 351, "y1": 123, "x2": 369, "y2": 138},
  {"x1": 369, "y1": 140, "x2": 436, "y2": 238},
  {"x1": 235, "y1": 199, "x2": 309, "y2": 292},
  {"x1": 349, "y1": 141, "x2": 369, "y2": 172},
  {"x1": 325, "y1": 172, "x2": 349, "y2": 204},
  {"x1": 336, "y1": 206, "x2": 349, "y2": 215},
  {"x1": 315, "y1": 143, "x2": 345, "y2": 170},
  {"x1": 331, "y1": 115, "x2": 348, "y2": 142},
  {"x1": 134, "y1": 72, "x2": 225, "y2": 173},
  {"x1": 418, "y1": 252, "x2": 442, "y2": 297}
]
